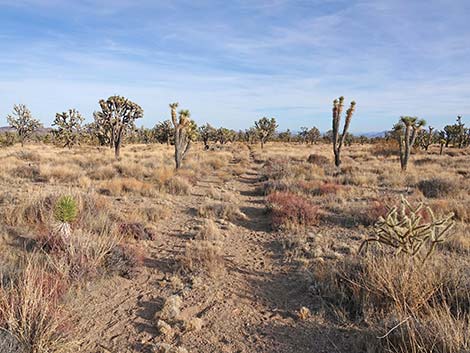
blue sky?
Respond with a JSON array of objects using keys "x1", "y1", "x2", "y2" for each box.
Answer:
[{"x1": 0, "y1": 0, "x2": 469, "y2": 132}]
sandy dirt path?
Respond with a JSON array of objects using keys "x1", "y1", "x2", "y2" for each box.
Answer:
[{"x1": 73, "y1": 154, "x2": 354, "y2": 353}]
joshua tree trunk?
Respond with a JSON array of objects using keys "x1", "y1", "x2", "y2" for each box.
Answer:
[
  {"x1": 170, "y1": 103, "x2": 192, "y2": 170},
  {"x1": 113, "y1": 125, "x2": 124, "y2": 159},
  {"x1": 397, "y1": 117, "x2": 423, "y2": 172},
  {"x1": 425, "y1": 126, "x2": 433, "y2": 151},
  {"x1": 399, "y1": 125, "x2": 411, "y2": 171},
  {"x1": 332, "y1": 97, "x2": 356, "y2": 167}
]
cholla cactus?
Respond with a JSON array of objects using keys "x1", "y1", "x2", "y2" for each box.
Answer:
[
  {"x1": 332, "y1": 97, "x2": 356, "y2": 167},
  {"x1": 54, "y1": 195, "x2": 78, "y2": 240},
  {"x1": 359, "y1": 196, "x2": 454, "y2": 263}
]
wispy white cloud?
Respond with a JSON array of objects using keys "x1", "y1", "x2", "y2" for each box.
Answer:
[{"x1": 0, "y1": 0, "x2": 469, "y2": 131}]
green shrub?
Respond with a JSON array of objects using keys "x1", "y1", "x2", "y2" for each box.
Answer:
[{"x1": 54, "y1": 196, "x2": 78, "y2": 223}]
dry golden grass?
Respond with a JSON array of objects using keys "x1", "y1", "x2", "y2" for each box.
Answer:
[
  {"x1": 198, "y1": 200, "x2": 247, "y2": 221},
  {"x1": 256, "y1": 142, "x2": 470, "y2": 353},
  {"x1": 0, "y1": 257, "x2": 77, "y2": 353},
  {"x1": 0, "y1": 141, "x2": 468, "y2": 352}
]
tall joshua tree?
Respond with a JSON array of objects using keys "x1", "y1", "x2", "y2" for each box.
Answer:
[
  {"x1": 7, "y1": 104, "x2": 42, "y2": 147},
  {"x1": 456, "y1": 115, "x2": 466, "y2": 148},
  {"x1": 95, "y1": 95, "x2": 143, "y2": 159},
  {"x1": 394, "y1": 116, "x2": 426, "y2": 171},
  {"x1": 254, "y1": 117, "x2": 277, "y2": 149},
  {"x1": 332, "y1": 97, "x2": 356, "y2": 167},
  {"x1": 170, "y1": 103, "x2": 197, "y2": 169},
  {"x1": 423, "y1": 126, "x2": 434, "y2": 151},
  {"x1": 52, "y1": 109, "x2": 84, "y2": 148}
]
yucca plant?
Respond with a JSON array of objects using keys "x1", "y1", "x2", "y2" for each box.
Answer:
[{"x1": 53, "y1": 196, "x2": 78, "y2": 240}]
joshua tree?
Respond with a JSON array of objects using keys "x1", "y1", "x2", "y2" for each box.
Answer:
[
  {"x1": 278, "y1": 129, "x2": 292, "y2": 143},
  {"x1": 215, "y1": 127, "x2": 235, "y2": 145},
  {"x1": 332, "y1": 97, "x2": 356, "y2": 167},
  {"x1": 7, "y1": 104, "x2": 42, "y2": 147},
  {"x1": 170, "y1": 103, "x2": 197, "y2": 169},
  {"x1": 424, "y1": 126, "x2": 434, "y2": 150},
  {"x1": 243, "y1": 127, "x2": 257, "y2": 144},
  {"x1": 52, "y1": 109, "x2": 84, "y2": 148},
  {"x1": 393, "y1": 116, "x2": 426, "y2": 171},
  {"x1": 254, "y1": 117, "x2": 277, "y2": 149},
  {"x1": 306, "y1": 127, "x2": 321, "y2": 144},
  {"x1": 95, "y1": 95, "x2": 143, "y2": 159},
  {"x1": 199, "y1": 123, "x2": 216, "y2": 149},
  {"x1": 456, "y1": 116, "x2": 466, "y2": 148},
  {"x1": 416, "y1": 126, "x2": 434, "y2": 151},
  {"x1": 443, "y1": 117, "x2": 469, "y2": 148},
  {"x1": 154, "y1": 120, "x2": 174, "y2": 145},
  {"x1": 439, "y1": 138, "x2": 446, "y2": 155}
]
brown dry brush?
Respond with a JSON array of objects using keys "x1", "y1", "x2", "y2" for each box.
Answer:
[{"x1": 0, "y1": 257, "x2": 76, "y2": 353}]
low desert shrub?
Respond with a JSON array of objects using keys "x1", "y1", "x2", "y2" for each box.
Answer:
[
  {"x1": 181, "y1": 240, "x2": 224, "y2": 275},
  {"x1": 417, "y1": 178, "x2": 459, "y2": 198},
  {"x1": 262, "y1": 158, "x2": 291, "y2": 180},
  {"x1": 266, "y1": 191, "x2": 319, "y2": 230},
  {"x1": 164, "y1": 176, "x2": 191, "y2": 195},
  {"x1": 261, "y1": 180, "x2": 289, "y2": 195},
  {"x1": 198, "y1": 202, "x2": 246, "y2": 221},
  {"x1": 306, "y1": 154, "x2": 329, "y2": 166},
  {"x1": 14, "y1": 150, "x2": 40, "y2": 162},
  {"x1": 196, "y1": 219, "x2": 222, "y2": 241},
  {"x1": 371, "y1": 140, "x2": 399, "y2": 157},
  {"x1": 312, "y1": 182, "x2": 343, "y2": 196},
  {"x1": 40, "y1": 164, "x2": 82, "y2": 183},
  {"x1": 11, "y1": 164, "x2": 43, "y2": 181},
  {"x1": 312, "y1": 253, "x2": 470, "y2": 353},
  {"x1": 118, "y1": 222, "x2": 156, "y2": 241},
  {"x1": 44, "y1": 228, "x2": 122, "y2": 281},
  {"x1": 346, "y1": 201, "x2": 388, "y2": 227},
  {"x1": 0, "y1": 258, "x2": 74, "y2": 353},
  {"x1": 99, "y1": 177, "x2": 155, "y2": 197},
  {"x1": 104, "y1": 244, "x2": 143, "y2": 279},
  {"x1": 2, "y1": 194, "x2": 56, "y2": 227}
]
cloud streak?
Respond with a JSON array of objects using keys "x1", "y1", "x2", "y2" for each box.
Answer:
[{"x1": 0, "y1": 0, "x2": 469, "y2": 132}]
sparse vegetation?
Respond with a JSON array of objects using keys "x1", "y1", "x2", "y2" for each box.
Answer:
[
  {"x1": 7, "y1": 104, "x2": 43, "y2": 147},
  {"x1": 0, "y1": 104, "x2": 468, "y2": 353}
]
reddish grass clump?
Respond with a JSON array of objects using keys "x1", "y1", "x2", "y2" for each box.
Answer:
[
  {"x1": 0, "y1": 259, "x2": 73, "y2": 352},
  {"x1": 314, "y1": 182, "x2": 342, "y2": 196},
  {"x1": 266, "y1": 191, "x2": 319, "y2": 230}
]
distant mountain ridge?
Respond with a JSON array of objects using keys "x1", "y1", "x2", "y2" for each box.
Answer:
[
  {"x1": 0, "y1": 126, "x2": 52, "y2": 135},
  {"x1": 354, "y1": 131, "x2": 387, "y2": 138}
]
